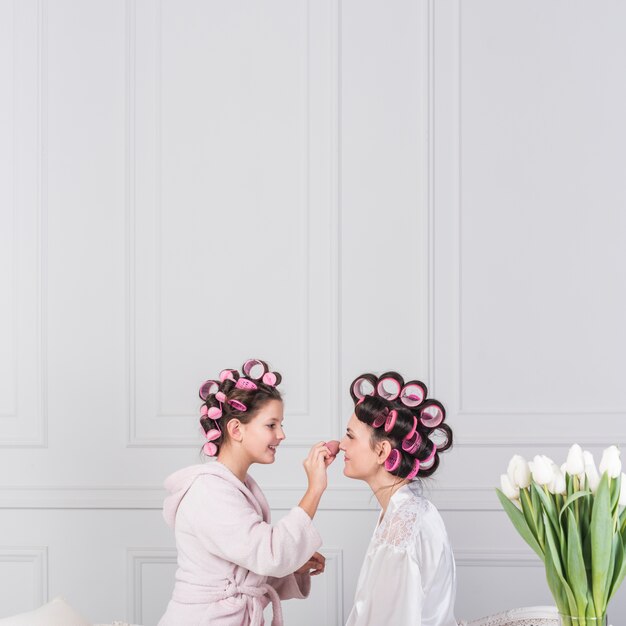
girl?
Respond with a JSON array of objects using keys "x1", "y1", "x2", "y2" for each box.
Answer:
[
  {"x1": 158, "y1": 359, "x2": 333, "y2": 626},
  {"x1": 340, "y1": 371, "x2": 457, "y2": 626}
]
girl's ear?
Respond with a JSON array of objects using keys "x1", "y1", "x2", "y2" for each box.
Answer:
[
  {"x1": 377, "y1": 439, "x2": 392, "y2": 465},
  {"x1": 227, "y1": 419, "x2": 242, "y2": 442}
]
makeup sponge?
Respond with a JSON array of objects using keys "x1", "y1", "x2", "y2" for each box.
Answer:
[{"x1": 324, "y1": 440, "x2": 340, "y2": 457}]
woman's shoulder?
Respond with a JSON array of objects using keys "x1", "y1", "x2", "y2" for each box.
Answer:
[{"x1": 374, "y1": 488, "x2": 446, "y2": 551}]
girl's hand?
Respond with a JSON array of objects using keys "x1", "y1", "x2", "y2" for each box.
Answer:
[
  {"x1": 295, "y1": 551, "x2": 326, "y2": 576},
  {"x1": 303, "y1": 442, "x2": 334, "y2": 493}
]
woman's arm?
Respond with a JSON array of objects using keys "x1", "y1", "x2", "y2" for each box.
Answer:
[{"x1": 346, "y1": 544, "x2": 424, "y2": 626}]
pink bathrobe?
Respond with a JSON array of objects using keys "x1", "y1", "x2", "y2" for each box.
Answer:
[{"x1": 158, "y1": 462, "x2": 322, "y2": 626}]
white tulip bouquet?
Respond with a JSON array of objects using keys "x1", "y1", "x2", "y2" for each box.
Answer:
[{"x1": 497, "y1": 445, "x2": 626, "y2": 625}]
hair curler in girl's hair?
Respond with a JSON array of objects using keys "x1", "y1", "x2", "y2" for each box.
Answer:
[{"x1": 199, "y1": 380, "x2": 219, "y2": 401}]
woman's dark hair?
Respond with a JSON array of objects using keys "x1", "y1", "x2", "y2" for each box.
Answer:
[
  {"x1": 350, "y1": 371, "x2": 452, "y2": 479},
  {"x1": 199, "y1": 359, "x2": 282, "y2": 456}
]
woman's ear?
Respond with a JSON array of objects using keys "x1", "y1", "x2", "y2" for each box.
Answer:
[
  {"x1": 377, "y1": 439, "x2": 392, "y2": 465},
  {"x1": 227, "y1": 419, "x2": 242, "y2": 442}
]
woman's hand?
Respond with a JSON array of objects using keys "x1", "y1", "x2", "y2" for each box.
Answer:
[
  {"x1": 303, "y1": 442, "x2": 334, "y2": 493},
  {"x1": 295, "y1": 551, "x2": 326, "y2": 576}
]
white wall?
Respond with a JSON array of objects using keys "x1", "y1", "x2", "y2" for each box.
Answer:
[{"x1": 2, "y1": 0, "x2": 626, "y2": 623}]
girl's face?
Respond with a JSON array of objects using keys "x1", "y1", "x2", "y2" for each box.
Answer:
[
  {"x1": 239, "y1": 399, "x2": 286, "y2": 465},
  {"x1": 339, "y1": 413, "x2": 382, "y2": 481}
]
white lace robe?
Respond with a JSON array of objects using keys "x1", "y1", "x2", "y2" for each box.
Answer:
[{"x1": 346, "y1": 483, "x2": 457, "y2": 626}]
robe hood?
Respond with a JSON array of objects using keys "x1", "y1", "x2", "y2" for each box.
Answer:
[{"x1": 162, "y1": 462, "x2": 255, "y2": 528}]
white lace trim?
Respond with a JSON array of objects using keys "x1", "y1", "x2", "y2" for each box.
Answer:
[{"x1": 372, "y1": 493, "x2": 429, "y2": 550}]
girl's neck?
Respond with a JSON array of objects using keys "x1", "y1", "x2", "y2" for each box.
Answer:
[
  {"x1": 367, "y1": 471, "x2": 408, "y2": 518},
  {"x1": 217, "y1": 446, "x2": 251, "y2": 483}
]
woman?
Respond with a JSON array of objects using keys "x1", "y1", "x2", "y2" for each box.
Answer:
[{"x1": 340, "y1": 371, "x2": 457, "y2": 626}]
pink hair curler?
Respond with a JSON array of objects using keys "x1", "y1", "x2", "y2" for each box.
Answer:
[
  {"x1": 402, "y1": 430, "x2": 422, "y2": 455},
  {"x1": 356, "y1": 397, "x2": 365, "y2": 406},
  {"x1": 404, "y1": 415, "x2": 418, "y2": 441},
  {"x1": 351, "y1": 375, "x2": 376, "y2": 401},
  {"x1": 385, "y1": 448, "x2": 401, "y2": 472},
  {"x1": 199, "y1": 380, "x2": 219, "y2": 401},
  {"x1": 205, "y1": 429, "x2": 220, "y2": 442},
  {"x1": 203, "y1": 441, "x2": 217, "y2": 456},
  {"x1": 200, "y1": 405, "x2": 209, "y2": 417},
  {"x1": 207, "y1": 406, "x2": 222, "y2": 420},
  {"x1": 429, "y1": 426, "x2": 451, "y2": 451},
  {"x1": 215, "y1": 391, "x2": 226, "y2": 404},
  {"x1": 372, "y1": 408, "x2": 388, "y2": 428},
  {"x1": 420, "y1": 444, "x2": 437, "y2": 469},
  {"x1": 399, "y1": 381, "x2": 428, "y2": 408},
  {"x1": 242, "y1": 359, "x2": 268, "y2": 380},
  {"x1": 384, "y1": 409, "x2": 398, "y2": 433},
  {"x1": 228, "y1": 399, "x2": 247, "y2": 412},
  {"x1": 376, "y1": 377, "x2": 402, "y2": 401},
  {"x1": 406, "y1": 458, "x2": 420, "y2": 480},
  {"x1": 262, "y1": 372, "x2": 277, "y2": 386},
  {"x1": 235, "y1": 378, "x2": 258, "y2": 391},
  {"x1": 219, "y1": 369, "x2": 236, "y2": 382},
  {"x1": 419, "y1": 401, "x2": 445, "y2": 428}
]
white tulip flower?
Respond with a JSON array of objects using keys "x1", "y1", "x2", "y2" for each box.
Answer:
[
  {"x1": 530, "y1": 454, "x2": 555, "y2": 486},
  {"x1": 548, "y1": 464, "x2": 566, "y2": 495},
  {"x1": 565, "y1": 444, "x2": 585, "y2": 476},
  {"x1": 507, "y1": 454, "x2": 531, "y2": 489},
  {"x1": 583, "y1": 450, "x2": 601, "y2": 493},
  {"x1": 500, "y1": 473, "x2": 520, "y2": 500},
  {"x1": 599, "y1": 445, "x2": 622, "y2": 479},
  {"x1": 619, "y1": 473, "x2": 626, "y2": 507}
]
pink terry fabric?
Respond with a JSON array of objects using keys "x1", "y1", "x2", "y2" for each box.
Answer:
[{"x1": 158, "y1": 462, "x2": 322, "y2": 626}]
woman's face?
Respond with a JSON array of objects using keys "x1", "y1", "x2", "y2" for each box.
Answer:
[
  {"x1": 238, "y1": 399, "x2": 286, "y2": 465},
  {"x1": 339, "y1": 412, "x2": 382, "y2": 481}
]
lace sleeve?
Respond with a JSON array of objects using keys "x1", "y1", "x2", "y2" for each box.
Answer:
[{"x1": 372, "y1": 497, "x2": 429, "y2": 551}]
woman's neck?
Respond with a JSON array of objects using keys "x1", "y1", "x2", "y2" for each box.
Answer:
[
  {"x1": 367, "y1": 471, "x2": 408, "y2": 517},
  {"x1": 217, "y1": 446, "x2": 251, "y2": 483}
]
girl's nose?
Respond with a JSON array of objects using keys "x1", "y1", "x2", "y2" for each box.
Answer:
[{"x1": 277, "y1": 428, "x2": 286, "y2": 441}]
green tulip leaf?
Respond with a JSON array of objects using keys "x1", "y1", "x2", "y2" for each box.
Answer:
[
  {"x1": 544, "y1": 512, "x2": 578, "y2": 616},
  {"x1": 560, "y1": 491, "x2": 592, "y2": 522},
  {"x1": 496, "y1": 489, "x2": 544, "y2": 559},
  {"x1": 566, "y1": 510, "x2": 588, "y2": 616},
  {"x1": 591, "y1": 473, "x2": 613, "y2": 616}
]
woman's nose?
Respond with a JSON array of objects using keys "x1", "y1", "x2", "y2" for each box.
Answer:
[{"x1": 339, "y1": 436, "x2": 347, "y2": 451}]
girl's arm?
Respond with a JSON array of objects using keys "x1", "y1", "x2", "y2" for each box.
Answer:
[
  {"x1": 179, "y1": 475, "x2": 322, "y2": 579},
  {"x1": 298, "y1": 442, "x2": 333, "y2": 519}
]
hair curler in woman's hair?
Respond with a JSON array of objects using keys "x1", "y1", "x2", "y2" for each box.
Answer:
[{"x1": 349, "y1": 370, "x2": 452, "y2": 480}]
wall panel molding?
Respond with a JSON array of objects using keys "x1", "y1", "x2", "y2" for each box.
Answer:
[
  {"x1": 0, "y1": 0, "x2": 47, "y2": 447},
  {"x1": 0, "y1": 484, "x2": 505, "y2": 511},
  {"x1": 0, "y1": 547, "x2": 48, "y2": 608},
  {"x1": 432, "y1": 0, "x2": 626, "y2": 447},
  {"x1": 125, "y1": 0, "x2": 341, "y2": 448},
  {"x1": 127, "y1": 547, "x2": 176, "y2": 625},
  {"x1": 455, "y1": 549, "x2": 540, "y2": 569}
]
